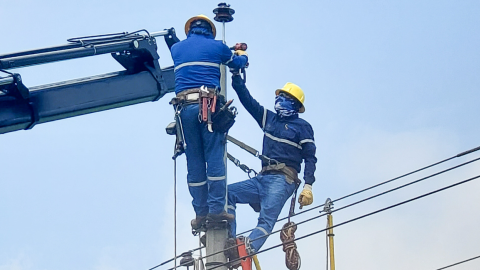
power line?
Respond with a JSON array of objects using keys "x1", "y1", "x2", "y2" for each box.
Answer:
[
  {"x1": 196, "y1": 166, "x2": 480, "y2": 266},
  {"x1": 236, "y1": 155, "x2": 480, "y2": 239},
  {"x1": 203, "y1": 174, "x2": 480, "y2": 270},
  {"x1": 436, "y1": 255, "x2": 480, "y2": 270},
  {"x1": 153, "y1": 147, "x2": 480, "y2": 270},
  {"x1": 238, "y1": 145, "x2": 480, "y2": 235}
]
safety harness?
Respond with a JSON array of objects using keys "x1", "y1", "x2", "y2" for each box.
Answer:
[{"x1": 226, "y1": 135, "x2": 301, "y2": 185}]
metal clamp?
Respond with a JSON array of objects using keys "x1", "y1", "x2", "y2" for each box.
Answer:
[
  {"x1": 323, "y1": 198, "x2": 334, "y2": 214},
  {"x1": 26, "y1": 101, "x2": 39, "y2": 130}
]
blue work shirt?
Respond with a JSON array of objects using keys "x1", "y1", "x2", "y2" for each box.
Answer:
[
  {"x1": 232, "y1": 76, "x2": 317, "y2": 185},
  {"x1": 171, "y1": 33, "x2": 248, "y2": 94}
]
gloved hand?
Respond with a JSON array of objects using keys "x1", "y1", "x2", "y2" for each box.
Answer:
[
  {"x1": 298, "y1": 184, "x2": 313, "y2": 209},
  {"x1": 234, "y1": 50, "x2": 248, "y2": 57}
]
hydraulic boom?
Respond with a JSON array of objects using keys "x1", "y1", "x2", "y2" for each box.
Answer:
[{"x1": 0, "y1": 28, "x2": 179, "y2": 134}]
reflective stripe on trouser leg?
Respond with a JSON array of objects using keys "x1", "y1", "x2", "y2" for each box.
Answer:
[
  {"x1": 181, "y1": 104, "x2": 209, "y2": 216},
  {"x1": 249, "y1": 174, "x2": 296, "y2": 252},
  {"x1": 203, "y1": 126, "x2": 227, "y2": 214},
  {"x1": 227, "y1": 204, "x2": 236, "y2": 238}
]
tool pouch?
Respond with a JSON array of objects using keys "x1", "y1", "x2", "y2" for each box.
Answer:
[{"x1": 212, "y1": 96, "x2": 237, "y2": 133}]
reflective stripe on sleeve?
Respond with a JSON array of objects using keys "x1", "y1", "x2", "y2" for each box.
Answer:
[
  {"x1": 299, "y1": 139, "x2": 315, "y2": 145},
  {"x1": 174, "y1": 61, "x2": 221, "y2": 72},
  {"x1": 261, "y1": 108, "x2": 267, "y2": 130},
  {"x1": 224, "y1": 53, "x2": 234, "y2": 65},
  {"x1": 264, "y1": 132, "x2": 302, "y2": 149}
]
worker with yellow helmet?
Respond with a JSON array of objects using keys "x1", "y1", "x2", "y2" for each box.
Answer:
[
  {"x1": 170, "y1": 15, "x2": 248, "y2": 229},
  {"x1": 225, "y1": 74, "x2": 317, "y2": 256}
]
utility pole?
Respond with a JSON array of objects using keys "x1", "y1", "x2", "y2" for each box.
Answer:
[
  {"x1": 204, "y1": 3, "x2": 235, "y2": 270},
  {"x1": 324, "y1": 198, "x2": 336, "y2": 270}
]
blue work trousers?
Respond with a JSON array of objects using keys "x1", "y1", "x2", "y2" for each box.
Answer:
[
  {"x1": 227, "y1": 173, "x2": 297, "y2": 252},
  {"x1": 180, "y1": 103, "x2": 226, "y2": 216}
]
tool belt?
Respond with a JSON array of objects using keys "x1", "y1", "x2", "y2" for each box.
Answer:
[
  {"x1": 171, "y1": 87, "x2": 213, "y2": 105},
  {"x1": 170, "y1": 86, "x2": 237, "y2": 133},
  {"x1": 260, "y1": 163, "x2": 301, "y2": 185}
]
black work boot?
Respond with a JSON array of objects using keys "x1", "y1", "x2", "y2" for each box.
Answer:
[
  {"x1": 191, "y1": 216, "x2": 206, "y2": 230},
  {"x1": 224, "y1": 238, "x2": 241, "y2": 269},
  {"x1": 206, "y1": 211, "x2": 234, "y2": 222}
]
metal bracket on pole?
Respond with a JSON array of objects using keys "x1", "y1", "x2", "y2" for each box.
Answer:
[
  {"x1": 323, "y1": 198, "x2": 334, "y2": 214},
  {"x1": 323, "y1": 198, "x2": 336, "y2": 270}
]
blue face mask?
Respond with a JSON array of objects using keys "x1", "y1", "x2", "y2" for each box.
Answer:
[{"x1": 274, "y1": 95, "x2": 299, "y2": 117}]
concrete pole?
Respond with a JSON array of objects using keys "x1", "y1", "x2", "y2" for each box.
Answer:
[{"x1": 205, "y1": 17, "x2": 228, "y2": 270}]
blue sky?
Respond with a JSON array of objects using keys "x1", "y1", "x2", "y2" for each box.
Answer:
[{"x1": 2, "y1": 1, "x2": 480, "y2": 270}]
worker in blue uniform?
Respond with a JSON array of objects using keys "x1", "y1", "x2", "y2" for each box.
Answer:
[
  {"x1": 227, "y1": 74, "x2": 317, "y2": 254},
  {"x1": 170, "y1": 15, "x2": 248, "y2": 229}
]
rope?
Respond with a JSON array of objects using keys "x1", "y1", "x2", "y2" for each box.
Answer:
[
  {"x1": 288, "y1": 185, "x2": 300, "y2": 224},
  {"x1": 280, "y1": 222, "x2": 300, "y2": 270}
]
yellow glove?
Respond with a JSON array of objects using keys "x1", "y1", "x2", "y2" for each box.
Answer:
[
  {"x1": 298, "y1": 184, "x2": 313, "y2": 209},
  {"x1": 235, "y1": 50, "x2": 248, "y2": 57}
]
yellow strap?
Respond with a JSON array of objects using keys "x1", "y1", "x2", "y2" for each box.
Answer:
[{"x1": 253, "y1": 255, "x2": 261, "y2": 270}]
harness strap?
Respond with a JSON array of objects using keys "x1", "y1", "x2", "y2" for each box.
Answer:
[
  {"x1": 260, "y1": 164, "x2": 300, "y2": 185},
  {"x1": 226, "y1": 135, "x2": 281, "y2": 165}
]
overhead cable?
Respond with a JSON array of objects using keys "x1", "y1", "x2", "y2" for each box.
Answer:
[
  {"x1": 436, "y1": 255, "x2": 480, "y2": 270},
  {"x1": 201, "y1": 155, "x2": 480, "y2": 264},
  {"x1": 202, "y1": 174, "x2": 480, "y2": 270},
  {"x1": 237, "y1": 154, "x2": 480, "y2": 236},
  {"x1": 279, "y1": 145, "x2": 480, "y2": 223},
  {"x1": 152, "y1": 146, "x2": 480, "y2": 270},
  {"x1": 166, "y1": 171, "x2": 480, "y2": 270}
]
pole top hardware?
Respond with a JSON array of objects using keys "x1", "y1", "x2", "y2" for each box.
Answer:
[
  {"x1": 323, "y1": 198, "x2": 334, "y2": 214},
  {"x1": 213, "y1": 3, "x2": 235, "y2": 23},
  {"x1": 179, "y1": 251, "x2": 194, "y2": 267}
]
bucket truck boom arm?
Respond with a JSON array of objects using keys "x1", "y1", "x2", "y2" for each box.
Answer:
[{"x1": 0, "y1": 28, "x2": 179, "y2": 134}]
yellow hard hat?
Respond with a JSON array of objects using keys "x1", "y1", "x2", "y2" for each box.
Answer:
[
  {"x1": 185, "y1": 14, "x2": 216, "y2": 38},
  {"x1": 275, "y1": 82, "x2": 305, "y2": 113}
]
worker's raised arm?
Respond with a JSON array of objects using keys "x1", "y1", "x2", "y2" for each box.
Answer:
[{"x1": 231, "y1": 74, "x2": 266, "y2": 128}]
